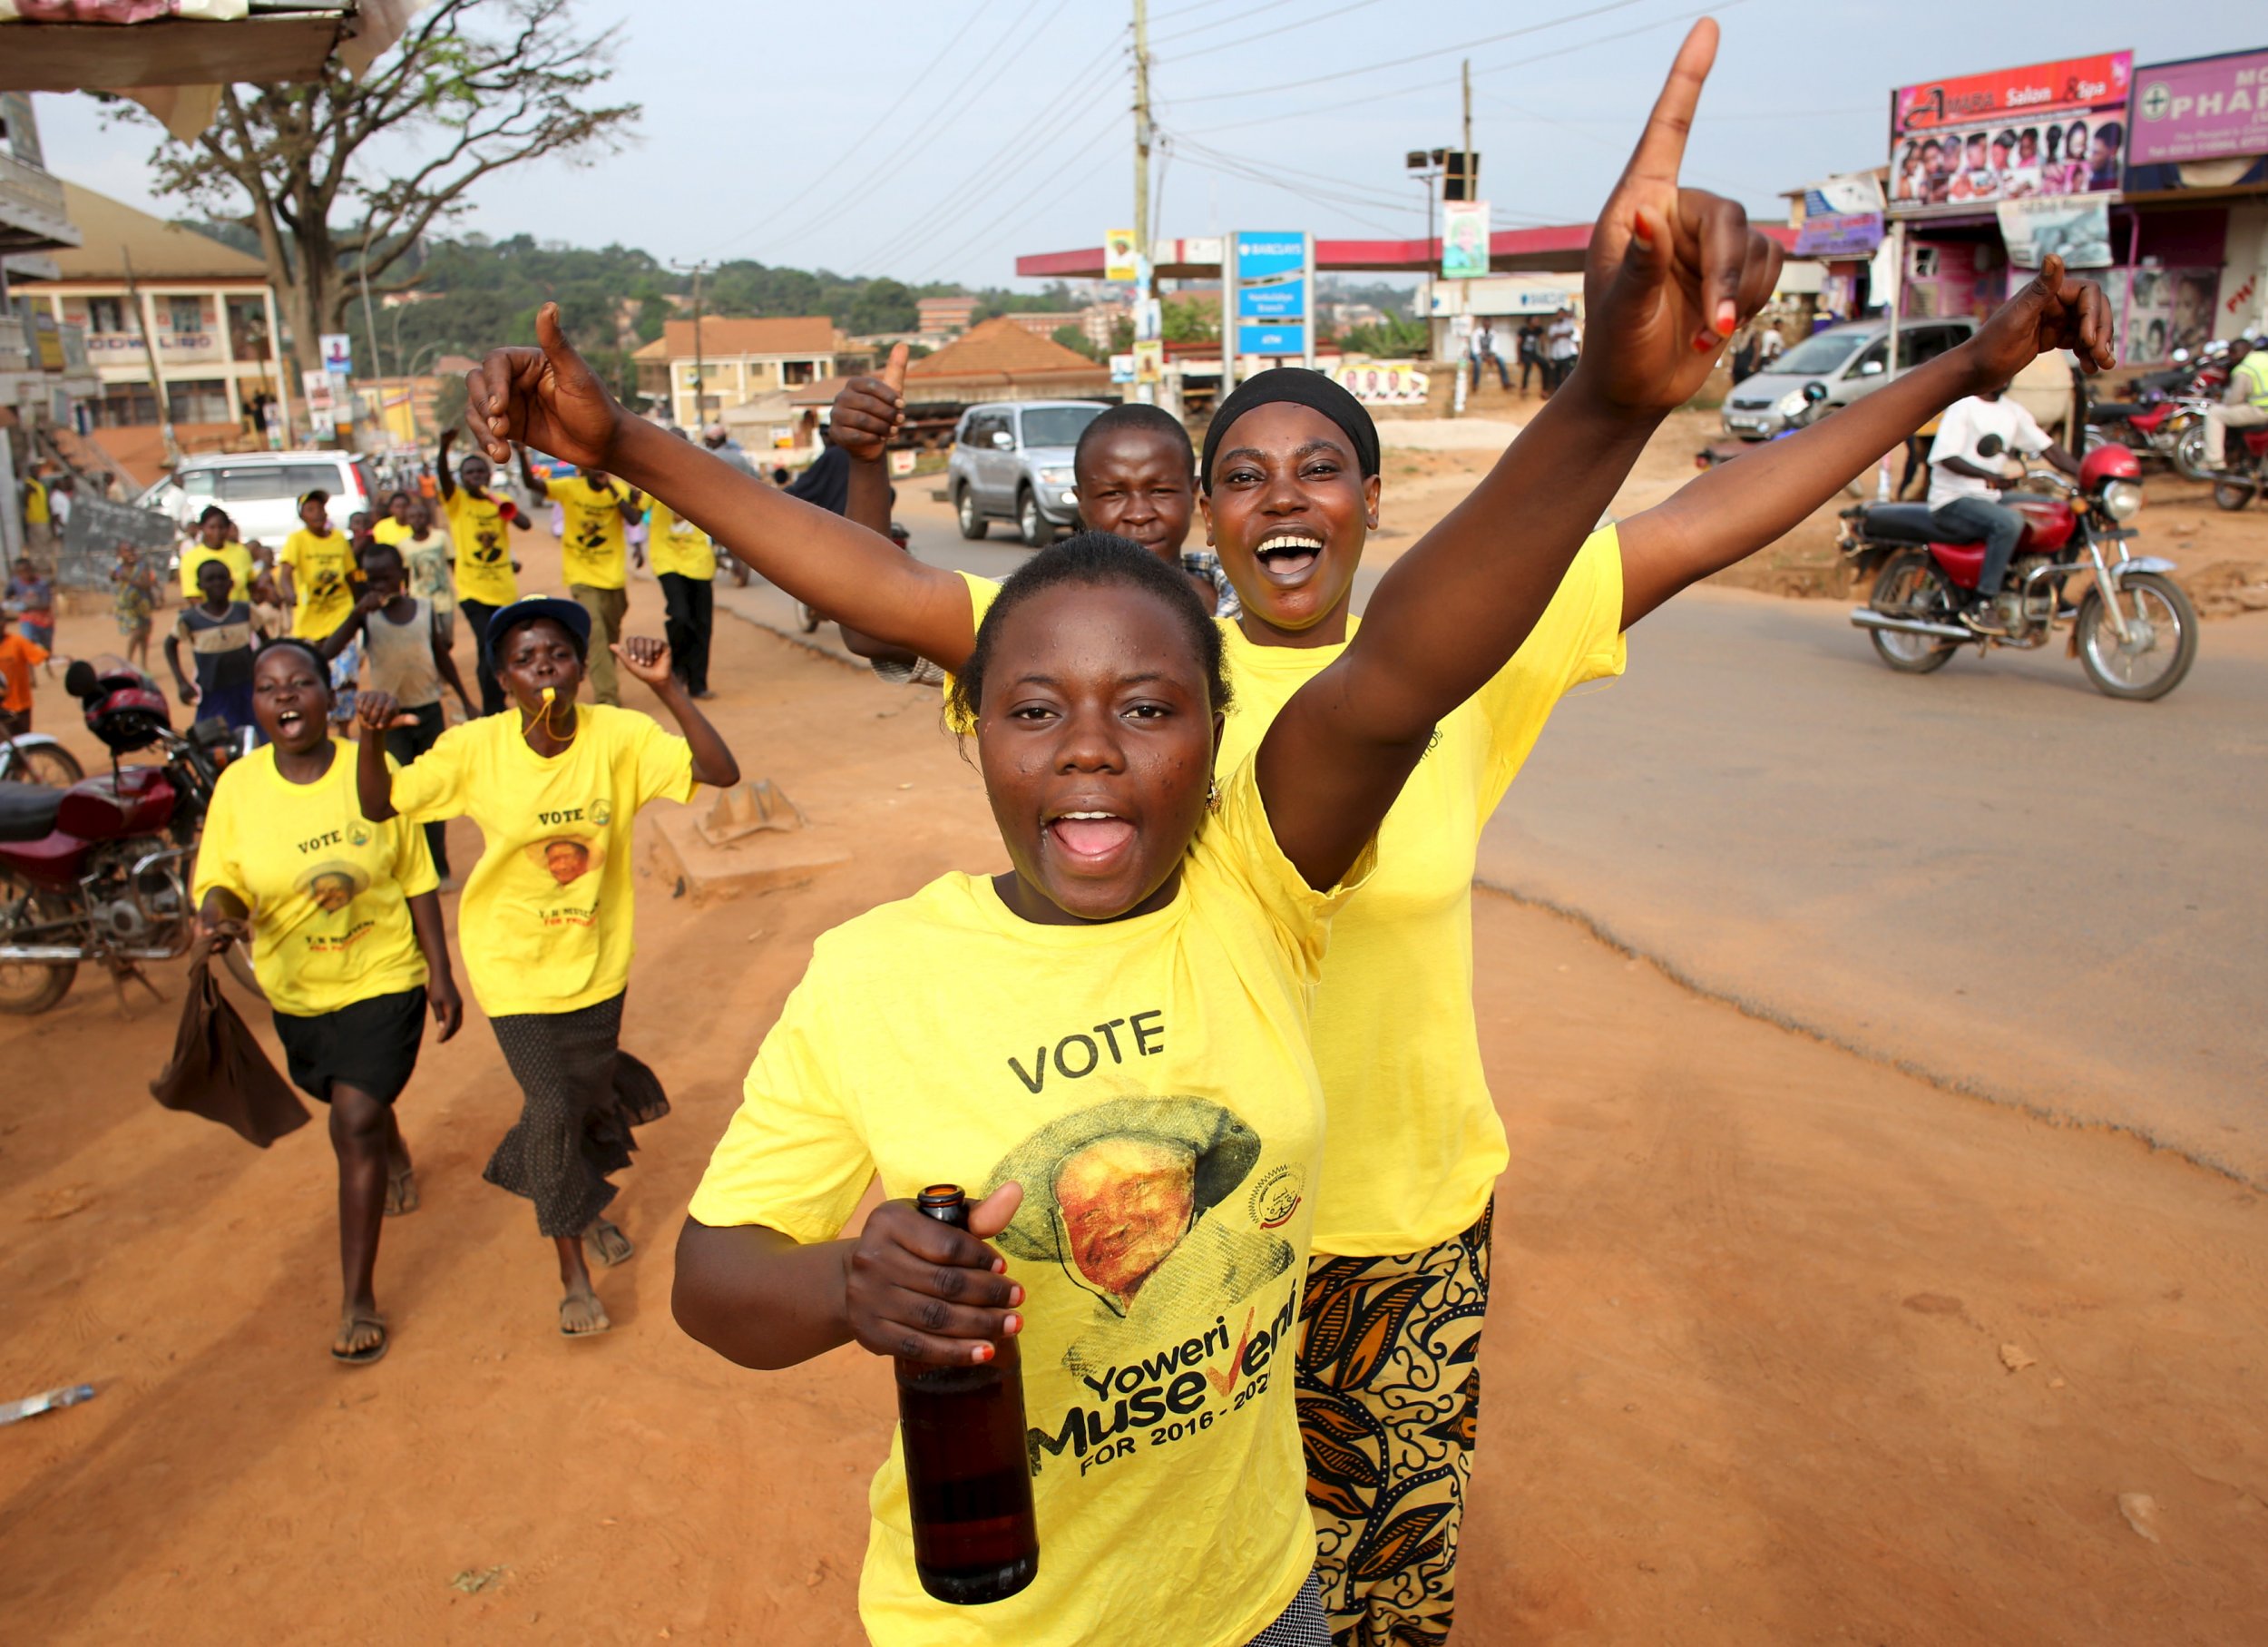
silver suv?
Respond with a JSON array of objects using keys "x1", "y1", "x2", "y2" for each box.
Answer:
[
  {"x1": 1722, "y1": 317, "x2": 1977, "y2": 439},
  {"x1": 949, "y1": 400, "x2": 1108, "y2": 546}
]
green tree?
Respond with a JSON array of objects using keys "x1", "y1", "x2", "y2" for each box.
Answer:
[
  {"x1": 1162, "y1": 297, "x2": 1219, "y2": 344},
  {"x1": 1340, "y1": 313, "x2": 1431, "y2": 358},
  {"x1": 1051, "y1": 323, "x2": 1102, "y2": 363},
  {"x1": 112, "y1": 0, "x2": 638, "y2": 384}
]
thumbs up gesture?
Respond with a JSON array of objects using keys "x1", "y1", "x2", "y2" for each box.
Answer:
[
  {"x1": 464, "y1": 301, "x2": 627, "y2": 470},
  {"x1": 829, "y1": 342, "x2": 908, "y2": 466},
  {"x1": 1579, "y1": 19, "x2": 1785, "y2": 414}
]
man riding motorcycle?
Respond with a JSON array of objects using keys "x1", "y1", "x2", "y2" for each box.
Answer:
[
  {"x1": 1928, "y1": 381, "x2": 2082, "y2": 632},
  {"x1": 2204, "y1": 338, "x2": 2267, "y2": 476}
]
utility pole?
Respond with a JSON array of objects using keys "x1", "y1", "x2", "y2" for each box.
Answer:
[
  {"x1": 673, "y1": 260, "x2": 709, "y2": 431},
  {"x1": 357, "y1": 220, "x2": 387, "y2": 454},
  {"x1": 1461, "y1": 59, "x2": 1471, "y2": 180},
  {"x1": 1131, "y1": 0, "x2": 1155, "y2": 407},
  {"x1": 122, "y1": 247, "x2": 176, "y2": 465}
]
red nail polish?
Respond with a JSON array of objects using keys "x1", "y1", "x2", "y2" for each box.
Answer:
[{"x1": 1693, "y1": 331, "x2": 1717, "y2": 352}]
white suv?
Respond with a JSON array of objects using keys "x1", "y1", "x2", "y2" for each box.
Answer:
[
  {"x1": 137, "y1": 450, "x2": 377, "y2": 547},
  {"x1": 948, "y1": 401, "x2": 1108, "y2": 546}
]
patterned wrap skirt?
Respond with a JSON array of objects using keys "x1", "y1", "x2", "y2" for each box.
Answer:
[{"x1": 484, "y1": 992, "x2": 670, "y2": 1238}]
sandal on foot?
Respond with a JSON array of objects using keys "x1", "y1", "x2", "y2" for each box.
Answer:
[
  {"x1": 331, "y1": 1309, "x2": 388, "y2": 1367},
  {"x1": 384, "y1": 1157, "x2": 419, "y2": 1216},
  {"x1": 559, "y1": 1291, "x2": 611, "y2": 1338},
  {"x1": 583, "y1": 1217, "x2": 634, "y2": 1267}
]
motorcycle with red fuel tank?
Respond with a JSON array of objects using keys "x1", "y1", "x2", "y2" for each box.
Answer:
[
  {"x1": 1840, "y1": 439, "x2": 2198, "y2": 701},
  {"x1": 0, "y1": 659, "x2": 254, "y2": 1013}
]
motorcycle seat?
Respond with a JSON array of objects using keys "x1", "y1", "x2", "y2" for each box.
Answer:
[
  {"x1": 2086, "y1": 402, "x2": 2146, "y2": 422},
  {"x1": 0, "y1": 781, "x2": 64, "y2": 843},
  {"x1": 1859, "y1": 504, "x2": 1941, "y2": 544}
]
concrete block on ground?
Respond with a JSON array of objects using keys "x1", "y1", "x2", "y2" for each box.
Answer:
[{"x1": 646, "y1": 806, "x2": 849, "y2": 905}]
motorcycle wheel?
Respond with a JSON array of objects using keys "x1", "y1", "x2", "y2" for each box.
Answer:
[
  {"x1": 2076, "y1": 572, "x2": 2198, "y2": 701},
  {"x1": 1, "y1": 742, "x2": 83, "y2": 788},
  {"x1": 2172, "y1": 421, "x2": 2211, "y2": 483},
  {"x1": 2211, "y1": 475, "x2": 2256, "y2": 512},
  {"x1": 1867, "y1": 550, "x2": 1960, "y2": 674},
  {"x1": 0, "y1": 868, "x2": 76, "y2": 1015}
]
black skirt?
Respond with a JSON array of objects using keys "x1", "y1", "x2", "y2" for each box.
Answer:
[
  {"x1": 270, "y1": 985, "x2": 427, "y2": 1105},
  {"x1": 484, "y1": 992, "x2": 670, "y2": 1238}
]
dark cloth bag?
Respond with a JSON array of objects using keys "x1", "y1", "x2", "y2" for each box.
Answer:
[{"x1": 150, "y1": 953, "x2": 309, "y2": 1147}]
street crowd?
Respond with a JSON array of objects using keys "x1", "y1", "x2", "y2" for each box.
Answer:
[{"x1": 2, "y1": 25, "x2": 2136, "y2": 1647}]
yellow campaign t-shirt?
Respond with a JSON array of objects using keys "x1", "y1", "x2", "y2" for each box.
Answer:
[
  {"x1": 191, "y1": 741, "x2": 435, "y2": 1017},
  {"x1": 24, "y1": 477, "x2": 48, "y2": 526},
  {"x1": 370, "y1": 517, "x2": 414, "y2": 546},
  {"x1": 544, "y1": 475, "x2": 631, "y2": 591},
  {"x1": 396, "y1": 528, "x2": 456, "y2": 615},
  {"x1": 442, "y1": 487, "x2": 520, "y2": 607},
  {"x1": 389, "y1": 704, "x2": 697, "y2": 1016},
  {"x1": 951, "y1": 533, "x2": 1627, "y2": 1256},
  {"x1": 690, "y1": 757, "x2": 1368, "y2": 1647},
  {"x1": 278, "y1": 526, "x2": 357, "y2": 639},
  {"x1": 645, "y1": 500, "x2": 714, "y2": 581},
  {"x1": 178, "y1": 539, "x2": 254, "y2": 599}
]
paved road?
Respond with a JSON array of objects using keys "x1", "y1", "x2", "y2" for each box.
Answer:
[{"x1": 714, "y1": 498, "x2": 2268, "y2": 1187}]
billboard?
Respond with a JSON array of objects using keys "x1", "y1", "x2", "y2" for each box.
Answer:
[
  {"x1": 1441, "y1": 201, "x2": 1490, "y2": 279},
  {"x1": 1233, "y1": 230, "x2": 1310, "y2": 358},
  {"x1": 1996, "y1": 195, "x2": 2114, "y2": 270},
  {"x1": 1794, "y1": 172, "x2": 1885, "y2": 258},
  {"x1": 2129, "y1": 50, "x2": 2268, "y2": 166},
  {"x1": 1890, "y1": 52, "x2": 2132, "y2": 216}
]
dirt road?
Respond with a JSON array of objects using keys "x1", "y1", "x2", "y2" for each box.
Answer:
[{"x1": 2, "y1": 592, "x2": 2263, "y2": 1642}]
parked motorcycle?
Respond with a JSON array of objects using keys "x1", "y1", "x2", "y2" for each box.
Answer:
[
  {"x1": 2208, "y1": 423, "x2": 2268, "y2": 513},
  {"x1": 2083, "y1": 394, "x2": 2215, "y2": 482},
  {"x1": 0, "y1": 660, "x2": 249, "y2": 1013},
  {"x1": 1841, "y1": 438, "x2": 2197, "y2": 701},
  {"x1": 0, "y1": 727, "x2": 83, "y2": 788}
]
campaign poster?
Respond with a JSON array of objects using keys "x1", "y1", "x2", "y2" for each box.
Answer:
[
  {"x1": 1104, "y1": 229, "x2": 1140, "y2": 285},
  {"x1": 1890, "y1": 52, "x2": 2132, "y2": 215},
  {"x1": 1441, "y1": 201, "x2": 1491, "y2": 279}
]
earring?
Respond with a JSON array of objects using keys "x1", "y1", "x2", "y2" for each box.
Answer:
[{"x1": 1207, "y1": 779, "x2": 1221, "y2": 812}]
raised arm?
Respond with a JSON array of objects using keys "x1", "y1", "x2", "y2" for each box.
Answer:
[
  {"x1": 464, "y1": 312, "x2": 976, "y2": 668},
  {"x1": 1618, "y1": 258, "x2": 2115, "y2": 626},
  {"x1": 1259, "y1": 21, "x2": 1775, "y2": 888},
  {"x1": 435, "y1": 429, "x2": 458, "y2": 501},
  {"x1": 612, "y1": 637, "x2": 739, "y2": 788}
]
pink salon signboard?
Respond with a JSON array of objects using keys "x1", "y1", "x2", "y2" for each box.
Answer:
[{"x1": 2129, "y1": 50, "x2": 2268, "y2": 166}]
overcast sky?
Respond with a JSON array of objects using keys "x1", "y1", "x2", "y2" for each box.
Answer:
[{"x1": 34, "y1": 1, "x2": 2256, "y2": 289}]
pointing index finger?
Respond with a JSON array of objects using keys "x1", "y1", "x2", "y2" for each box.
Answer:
[{"x1": 1618, "y1": 17, "x2": 1719, "y2": 190}]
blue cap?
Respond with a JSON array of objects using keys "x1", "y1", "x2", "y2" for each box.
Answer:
[{"x1": 484, "y1": 595, "x2": 591, "y2": 669}]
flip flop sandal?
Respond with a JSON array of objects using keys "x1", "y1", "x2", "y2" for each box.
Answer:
[
  {"x1": 558, "y1": 1295, "x2": 611, "y2": 1338},
  {"x1": 383, "y1": 1165, "x2": 420, "y2": 1217},
  {"x1": 583, "y1": 1218, "x2": 634, "y2": 1267},
  {"x1": 331, "y1": 1311, "x2": 388, "y2": 1367}
]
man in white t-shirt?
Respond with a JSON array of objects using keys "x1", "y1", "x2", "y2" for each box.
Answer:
[{"x1": 1927, "y1": 383, "x2": 2081, "y2": 632}]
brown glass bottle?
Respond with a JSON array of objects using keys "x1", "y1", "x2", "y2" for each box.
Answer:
[{"x1": 895, "y1": 1184, "x2": 1040, "y2": 1605}]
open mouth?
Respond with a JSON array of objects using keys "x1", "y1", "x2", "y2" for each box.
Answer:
[
  {"x1": 1046, "y1": 809, "x2": 1137, "y2": 867},
  {"x1": 1253, "y1": 531, "x2": 1323, "y2": 584},
  {"x1": 275, "y1": 708, "x2": 306, "y2": 731}
]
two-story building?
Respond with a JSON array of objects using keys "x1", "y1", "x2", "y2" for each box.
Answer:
[
  {"x1": 632, "y1": 317, "x2": 842, "y2": 428},
  {"x1": 13, "y1": 181, "x2": 291, "y2": 477}
]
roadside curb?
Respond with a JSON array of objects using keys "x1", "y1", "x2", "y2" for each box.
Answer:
[{"x1": 1471, "y1": 875, "x2": 2262, "y2": 1193}]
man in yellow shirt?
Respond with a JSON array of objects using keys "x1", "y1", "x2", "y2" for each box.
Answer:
[
  {"x1": 519, "y1": 448, "x2": 640, "y2": 705},
  {"x1": 275, "y1": 489, "x2": 357, "y2": 640},
  {"x1": 644, "y1": 456, "x2": 717, "y2": 699},
  {"x1": 436, "y1": 428, "x2": 531, "y2": 715},
  {"x1": 370, "y1": 488, "x2": 416, "y2": 547}
]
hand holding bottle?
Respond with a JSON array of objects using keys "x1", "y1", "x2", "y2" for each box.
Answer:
[{"x1": 844, "y1": 1182, "x2": 1024, "y2": 1365}]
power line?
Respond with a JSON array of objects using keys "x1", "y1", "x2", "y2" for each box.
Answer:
[
  {"x1": 1163, "y1": 0, "x2": 1659, "y2": 105},
  {"x1": 913, "y1": 119, "x2": 1129, "y2": 283},
  {"x1": 848, "y1": 35, "x2": 1132, "y2": 275},
  {"x1": 1157, "y1": 0, "x2": 1391, "y2": 57},
  {"x1": 698, "y1": 0, "x2": 1013, "y2": 259},
  {"x1": 1149, "y1": 0, "x2": 1305, "y2": 46}
]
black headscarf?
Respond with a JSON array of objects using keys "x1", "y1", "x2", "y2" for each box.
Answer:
[{"x1": 1200, "y1": 368, "x2": 1380, "y2": 492}]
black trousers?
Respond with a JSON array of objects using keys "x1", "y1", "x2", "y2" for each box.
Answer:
[
  {"x1": 458, "y1": 598, "x2": 506, "y2": 716},
  {"x1": 659, "y1": 573, "x2": 713, "y2": 695},
  {"x1": 384, "y1": 701, "x2": 451, "y2": 878}
]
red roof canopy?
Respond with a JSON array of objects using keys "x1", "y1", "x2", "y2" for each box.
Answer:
[{"x1": 1017, "y1": 221, "x2": 1797, "y2": 279}]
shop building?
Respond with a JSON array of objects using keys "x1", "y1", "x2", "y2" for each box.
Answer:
[{"x1": 632, "y1": 316, "x2": 842, "y2": 428}]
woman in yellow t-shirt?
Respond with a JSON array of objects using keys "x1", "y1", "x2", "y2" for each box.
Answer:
[
  {"x1": 178, "y1": 505, "x2": 255, "y2": 599},
  {"x1": 353, "y1": 596, "x2": 738, "y2": 1338},
  {"x1": 193, "y1": 640, "x2": 464, "y2": 1368}
]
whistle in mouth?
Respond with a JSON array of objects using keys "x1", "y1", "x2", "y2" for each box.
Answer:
[{"x1": 541, "y1": 687, "x2": 556, "y2": 706}]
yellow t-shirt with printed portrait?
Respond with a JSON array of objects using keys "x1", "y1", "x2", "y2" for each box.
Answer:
[
  {"x1": 644, "y1": 499, "x2": 714, "y2": 581},
  {"x1": 441, "y1": 486, "x2": 520, "y2": 607},
  {"x1": 947, "y1": 527, "x2": 1627, "y2": 1257},
  {"x1": 278, "y1": 526, "x2": 357, "y2": 639},
  {"x1": 178, "y1": 538, "x2": 254, "y2": 599},
  {"x1": 543, "y1": 475, "x2": 631, "y2": 590},
  {"x1": 689, "y1": 756, "x2": 1369, "y2": 1647},
  {"x1": 388, "y1": 704, "x2": 697, "y2": 1016},
  {"x1": 192, "y1": 741, "x2": 435, "y2": 1016}
]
